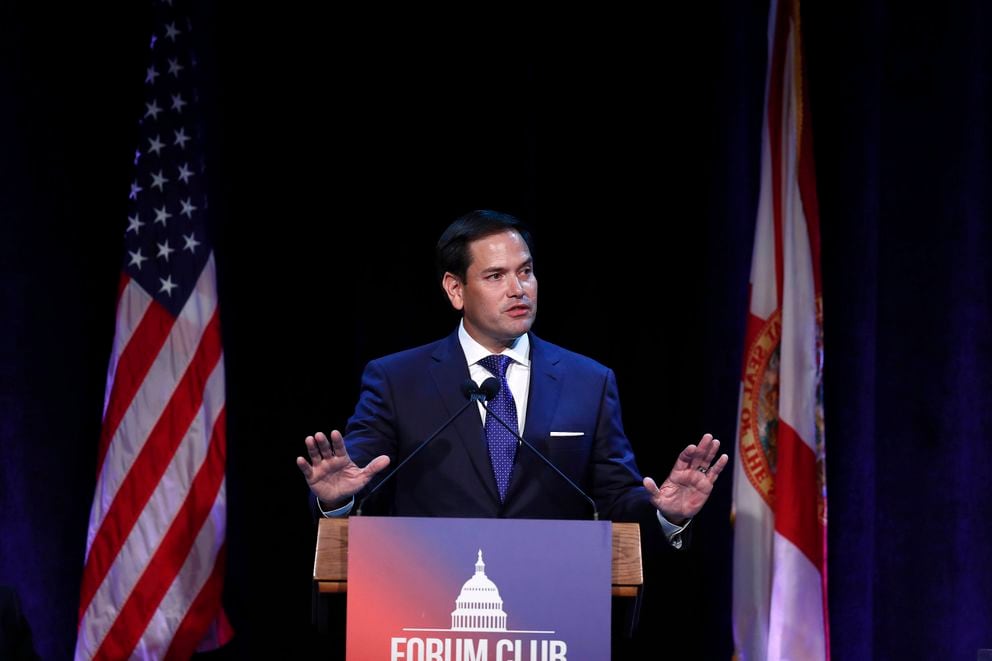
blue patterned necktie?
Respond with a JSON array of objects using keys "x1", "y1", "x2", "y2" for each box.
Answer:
[{"x1": 478, "y1": 354, "x2": 519, "y2": 501}]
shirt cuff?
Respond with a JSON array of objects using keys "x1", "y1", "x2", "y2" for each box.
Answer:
[
  {"x1": 319, "y1": 496, "x2": 355, "y2": 518},
  {"x1": 657, "y1": 510, "x2": 691, "y2": 549}
]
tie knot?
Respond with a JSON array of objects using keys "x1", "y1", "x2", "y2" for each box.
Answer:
[{"x1": 479, "y1": 354, "x2": 513, "y2": 379}]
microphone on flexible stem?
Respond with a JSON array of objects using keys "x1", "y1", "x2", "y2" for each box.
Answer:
[
  {"x1": 356, "y1": 379, "x2": 484, "y2": 516},
  {"x1": 478, "y1": 377, "x2": 600, "y2": 521}
]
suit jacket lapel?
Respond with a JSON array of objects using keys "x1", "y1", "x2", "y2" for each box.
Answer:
[
  {"x1": 429, "y1": 331, "x2": 501, "y2": 504},
  {"x1": 505, "y1": 334, "x2": 564, "y2": 500}
]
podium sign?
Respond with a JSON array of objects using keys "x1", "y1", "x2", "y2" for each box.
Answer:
[{"x1": 346, "y1": 517, "x2": 611, "y2": 661}]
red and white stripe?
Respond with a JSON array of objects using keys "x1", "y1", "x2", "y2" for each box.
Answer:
[
  {"x1": 732, "y1": 1, "x2": 829, "y2": 659},
  {"x1": 76, "y1": 254, "x2": 231, "y2": 660}
]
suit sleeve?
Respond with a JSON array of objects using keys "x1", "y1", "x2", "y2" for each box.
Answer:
[
  {"x1": 339, "y1": 359, "x2": 402, "y2": 513},
  {"x1": 591, "y1": 369, "x2": 689, "y2": 550},
  {"x1": 589, "y1": 368, "x2": 656, "y2": 523}
]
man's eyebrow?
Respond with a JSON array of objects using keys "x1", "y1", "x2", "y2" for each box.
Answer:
[
  {"x1": 480, "y1": 265, "x2": 507, "y2": 274},
  {"x1": 481, "y1": 259, "x2": 532, "y2": 274}
]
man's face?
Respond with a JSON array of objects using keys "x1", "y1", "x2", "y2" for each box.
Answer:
[{"x1": 443, "y1": 230, "x2": 537, "y2": 353}]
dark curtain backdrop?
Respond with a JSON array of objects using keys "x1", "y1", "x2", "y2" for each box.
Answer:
[{"x1": 2, "y1": 2, "x2": 991, "y2": 660}]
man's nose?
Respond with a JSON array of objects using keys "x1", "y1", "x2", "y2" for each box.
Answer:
[{"x1": 506, "y1": 274, "x2": 524, "y2": 297}]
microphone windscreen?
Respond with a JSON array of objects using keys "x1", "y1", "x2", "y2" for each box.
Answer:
[
  {"x1": 480, "y1": 377, "x2": 500, "y2": 401},
  {"x1": 460, "y1": 379, "x2": 480, "y2": 399}
]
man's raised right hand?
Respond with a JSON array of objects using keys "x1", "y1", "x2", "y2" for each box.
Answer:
[{"x1": 295, "y1": 430, "x2": 391, "y2": 509}]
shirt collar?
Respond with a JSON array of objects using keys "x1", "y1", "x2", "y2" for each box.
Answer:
[{"x1": 458, "y1": 319, "x2": 531, "y2": 368}]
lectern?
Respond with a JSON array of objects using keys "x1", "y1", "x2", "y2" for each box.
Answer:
[
  {"x1": 313, "y1": 516, "x2": 644, "y2": 658},
  {"x1": 312, "y1": 518, "x2": 643, "y2": 598}
]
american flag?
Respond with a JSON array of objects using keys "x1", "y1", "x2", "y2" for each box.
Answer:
[{"x1": 75, "y1": 1, "x2": 232, "y2": 658}]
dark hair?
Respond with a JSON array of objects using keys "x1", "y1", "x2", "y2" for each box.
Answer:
[{"x1": 435, "y1": 210, "x2": 535, "y2": 282}]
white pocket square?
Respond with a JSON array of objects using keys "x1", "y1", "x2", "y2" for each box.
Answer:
[{"x1": 549, "y1": 431, "x2": 584, "y2": 437}]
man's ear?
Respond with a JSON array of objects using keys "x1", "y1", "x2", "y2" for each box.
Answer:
[{"x1": 441, "y1": 272, "x2": 464, "y2": 311}]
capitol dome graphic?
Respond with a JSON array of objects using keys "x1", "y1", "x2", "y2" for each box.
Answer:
[{"x1": 450, "y1": 550, "x2": 507, "y2": 631}]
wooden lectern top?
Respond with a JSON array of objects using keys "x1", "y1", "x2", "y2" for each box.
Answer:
[{"x1": 313, "y1": 518, "x2": 643, "y2": 598}]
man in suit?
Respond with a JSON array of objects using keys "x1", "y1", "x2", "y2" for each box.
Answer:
[{"x1": 296, "y1": 210, "x2": 727, "y2": 536}]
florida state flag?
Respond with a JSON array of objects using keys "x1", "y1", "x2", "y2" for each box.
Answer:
[{"x1": 732, "y1": 0, "x2": 829, "y2": 659}]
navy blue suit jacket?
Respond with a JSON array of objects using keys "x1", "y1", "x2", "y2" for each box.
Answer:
[{"x1": 344, "y1": 331, "x2": 657, "y2": 524}]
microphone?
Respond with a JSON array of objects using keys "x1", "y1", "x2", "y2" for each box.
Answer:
[
  {"x1": 356, "y1": 379, "x2": 482, "y2": 516},
  {"x1": 479, "y1": 377, "x2": 500, "y2": 402},
  {"x1": 464, "y1": 379, "x2": 488, "y2": 402},
  {"x1": 478, "y1": 377, "x2": 600, "y2": 520}
]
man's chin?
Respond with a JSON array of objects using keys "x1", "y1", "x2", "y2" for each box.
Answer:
[{"x1": 505, "y1": 319, "x2": 535, "y2": 338}]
